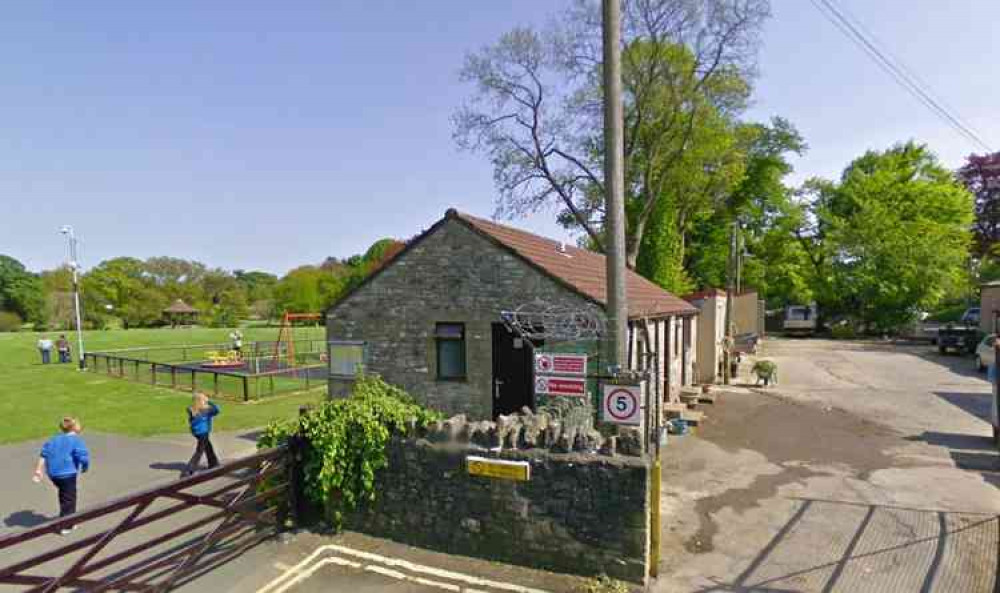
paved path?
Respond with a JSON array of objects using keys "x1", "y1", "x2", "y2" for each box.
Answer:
[
  {"x1": 174, "y1": 531, "x2": 587, "y2": 593},
  {"x1": 656, "y1": 338, "x2": 1000, "y2": 592},
  {"x1": 0, "y1": 429, "x2": 261, "y2": 534}
]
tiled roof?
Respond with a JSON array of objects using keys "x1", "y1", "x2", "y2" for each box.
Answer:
[
  {"x1": 452, "y1": 210, "x2": 697, "y2": 319},
  {"x1": 684, "y1": 288, "x2": 727, "y2": 302}
]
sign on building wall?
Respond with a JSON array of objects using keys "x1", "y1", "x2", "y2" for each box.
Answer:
[
  {"x1": 534, "y1": 353, "x2": 587, "y2": 376},
  {"x1": 534, "y1": 352, "x2": 588, "y2": 398},
  {"x1": 535, "y1": 376, "x2": 587, "y2": 396},
  {"x1": 466, "y1": 456, "x2": 530, "y2": 481},
  {"x1": 601, "y1": 384, "x2": 643, "y2": 425}
]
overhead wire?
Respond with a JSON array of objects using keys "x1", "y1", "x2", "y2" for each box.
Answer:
[{"x1": 809, "y1": 0, "x2": 992, "y2": 153}]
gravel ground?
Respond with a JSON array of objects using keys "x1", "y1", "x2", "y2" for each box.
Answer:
[{"x1": 656, "y1": 338, "x2": 1000, "y2": 593}]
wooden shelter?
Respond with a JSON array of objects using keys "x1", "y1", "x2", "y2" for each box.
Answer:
[{"x1": 163, "y1": 299, "x2": 199, "y2": 328}]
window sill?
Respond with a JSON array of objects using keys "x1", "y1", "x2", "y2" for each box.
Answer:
[{"x1": 436, "y1": 376, "x2": 468, "y2": 383}]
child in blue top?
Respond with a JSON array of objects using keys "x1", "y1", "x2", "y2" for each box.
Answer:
[
  {"x1": 33, "y1": 417, "x2": 89, "y2": 534},
  {"x1": 182, "y1": 393, "x2": 221, "y2": 477}
]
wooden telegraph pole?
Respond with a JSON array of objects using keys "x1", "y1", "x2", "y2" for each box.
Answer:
[{"x1": 603, "y1": 0, "x2": 627, "y2": 370}]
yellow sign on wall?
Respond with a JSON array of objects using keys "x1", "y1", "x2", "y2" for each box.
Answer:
[{"x1": 466, "y1": 456, "x2": 530, "y2": 481}]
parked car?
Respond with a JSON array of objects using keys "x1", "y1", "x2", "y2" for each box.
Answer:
[
  {"x1": 937, "y1": 324, "x2": 979, "y2": 355},
  {"x1": 975, "y1": 334, "x2": 996, "y2": 372},
  {"x1": 962, "y1": 307, "x2": 981, "y2": 327}
]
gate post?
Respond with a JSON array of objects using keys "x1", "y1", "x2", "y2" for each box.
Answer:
[{"x1": 286, "y1": 406, "x2": 318, "y2": 529}]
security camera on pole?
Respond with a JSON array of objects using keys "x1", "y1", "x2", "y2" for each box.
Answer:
[{"x1": 60, "y1": 225, "x2": 86, "y2": 370}]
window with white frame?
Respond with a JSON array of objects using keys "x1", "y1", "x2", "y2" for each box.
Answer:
[{"x1": 328, "y1": 340, "x2": 365, "y2": 377}]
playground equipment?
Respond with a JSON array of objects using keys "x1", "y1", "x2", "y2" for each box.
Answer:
[
  {"x1": 275, "y1": 312, "x2": 323, "y2": 367},
  {"x1": 200, "y1": 349, "x2": 244, "y2": 369}
]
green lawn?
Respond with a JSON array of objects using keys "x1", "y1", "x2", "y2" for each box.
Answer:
[{"x1": 0, "y1": 327, "x2": 326, "y2": 444}]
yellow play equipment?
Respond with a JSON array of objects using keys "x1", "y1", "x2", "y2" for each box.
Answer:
[{"x1": 201, "y1": 349, "x2": 244, "y2": 369}]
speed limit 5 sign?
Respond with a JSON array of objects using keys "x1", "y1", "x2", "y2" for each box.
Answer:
[{"x1": 601, "y1": 384, "x2": 643, "y2": 425}]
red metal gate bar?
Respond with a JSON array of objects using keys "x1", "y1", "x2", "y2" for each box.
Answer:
[{"x1": 0, "y1": 447, "x2": 290, "y2": 592}]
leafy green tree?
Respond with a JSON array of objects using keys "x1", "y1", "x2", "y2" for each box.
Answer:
[
  {"x1": 685, "y1": 117, "x2": 810, "y2": 306},
  {"x1": 796, "y1": 142, "x2": 974, "y2": 330},
  {"x1": 83, "y1": 257, "x2": 158, "y2": 329},
  {"x1": 233, "y1": 270, "x2": 278, "y2": 303},
  {"x1": 0, "y1": 255, "x2": 45, "y2": 324},
  {"x1": 272, "y1": 266, "x2": 329, "y2": 315},
  {"x1": 454, "y1": 0, "x2": 770, "y2": 268}
]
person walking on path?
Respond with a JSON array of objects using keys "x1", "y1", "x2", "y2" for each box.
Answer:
[
  {"x1": 37, "y1": 336, "x2": 54, "y2": 364},
  {"x1": 182, "y1": 393, "x2": 221, "y2": 477},
  {"x1": 33, "y1": 417, "x2": 89, "y2": 535},
  {"x1": 56, "y1": 334, "x2": 71, "y2": 364}
]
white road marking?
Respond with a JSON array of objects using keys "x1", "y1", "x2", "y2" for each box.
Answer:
[
  {"x1": 365, "y1": 565, "x2": 462, "y2": 591},
  {"x1": 321, "y1": 544, "x2": 551, "y2": 593},
  {"x1": 255, "y1": 543, "x2": 552, "y2": 593},
  {"x1": 266, "y1": 557, "x2": 362, "y2": 593}
]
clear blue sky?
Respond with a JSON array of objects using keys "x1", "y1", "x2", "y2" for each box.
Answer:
[{"x1": 1, "y1": 1, "x2": 996, "y2": 276}]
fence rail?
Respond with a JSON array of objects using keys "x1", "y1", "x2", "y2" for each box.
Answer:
[
  {"x1": 0, "y1": 447, "x2": 294, "y2": 592},
  {"x1": 84, "y1": 352, "x2": 326, "y2": 402}
]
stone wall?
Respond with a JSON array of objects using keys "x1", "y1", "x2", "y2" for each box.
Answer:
[
  {"x1": 346, "y1": 409, "x2": 652, "y2": 583},
  {"x1": 327, "y1": 216, "x2": 601, "y2": 420}
]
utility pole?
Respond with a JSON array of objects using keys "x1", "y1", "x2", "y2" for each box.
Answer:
[
  {"x1": 723, "y1": 219, "x2": 737, "y2": 384},
  {"x1": 602, "y1": 0, "x2": 627, "y2": 370},
  {"x1": 61, "y1": 226, "x2": 86, "y2": 370},
  {"x1": 735, "y1": 220, "x2": 742, "y2": 295}
]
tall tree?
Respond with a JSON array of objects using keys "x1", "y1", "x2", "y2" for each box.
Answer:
[
  {"x1": 454, "y1": 0, "x2": 770, "y2": 268},
  {"x1": 83, "y1": 257, "x2": 163, "y2": 328},
  {"x1": 957, "y1": 152, "x2": 1000, "y2": 258},
  {"x1": 0, "y1": 255, "x2": 45, "y2": 324},
  {"x1": 685, "y1": 117, "x2": 808, "y2": 304},
  {"x1": 796, "y1": 142, "x2": 974, "y2": 330}
]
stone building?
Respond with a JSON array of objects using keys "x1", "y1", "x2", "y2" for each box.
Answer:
[{"x1": 326, "y1": 209, "x2": 698, "y2": 419}]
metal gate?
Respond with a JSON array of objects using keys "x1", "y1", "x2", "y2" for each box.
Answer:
[{"x1": 0, "y1": 447, "x2": 293, "y2": 592}]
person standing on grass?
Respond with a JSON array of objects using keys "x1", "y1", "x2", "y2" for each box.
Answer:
[
  {"x1": 37, "y1": 336, "x2": 54, "y2": 364},
  {"x1": 56, "y1": 334, "x2": 71, "y2": 364},
  {"x1": 229, "y1": 330, "x2": 243, "y2": 355},
  {"x1": 182, "y1": 393, "x2": 221, "y2": 477},
  {"x1": 33, "y1": 417, "x2": 89, "y2": 535}
]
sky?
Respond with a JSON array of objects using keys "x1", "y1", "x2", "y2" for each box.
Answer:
[{"x1": 1, "y1": 1, "x2": 996, "y2": 276}]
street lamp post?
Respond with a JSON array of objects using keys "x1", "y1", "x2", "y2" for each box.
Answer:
[{"x1": 60, "y1": 225, "x2": 86, "y2": 370}]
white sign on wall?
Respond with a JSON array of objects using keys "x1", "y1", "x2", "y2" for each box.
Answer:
[{"x1": 601, "y1": 384, "x2": 643, "y2": 425}]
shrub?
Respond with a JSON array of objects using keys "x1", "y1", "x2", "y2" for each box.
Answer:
[
  {"x1": 926, "y1": 305, "x2": 967, "y2": 324},
  {"x1": 0, "y1": 311, "x2": 23, "y2": 332},
  {"x1": 830, "y1": 324, "x2": 857, "y2": 339},
  {"x1": 258, "y1": 375, "x2": 441, "y2": 526}
]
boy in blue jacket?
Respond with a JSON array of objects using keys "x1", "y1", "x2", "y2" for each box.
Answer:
[
  {"x1": 182, "y1": 393, "x2": 221, "y2": 477},
  {"x1": 33, "y1": 417, "x2": 89, "y2": 534}
]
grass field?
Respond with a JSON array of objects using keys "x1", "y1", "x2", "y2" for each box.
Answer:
[{"x1": 0, "y1": 326, "x2": 326, "y2": 445}]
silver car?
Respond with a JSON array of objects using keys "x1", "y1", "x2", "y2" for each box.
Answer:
[{"x1": 975, "y1": 334, "x2": 996, "y2": 371}]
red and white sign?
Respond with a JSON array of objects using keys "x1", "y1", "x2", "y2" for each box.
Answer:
[
  {"x1": 534, "y1": 353, "x2": 587, "y2": 376},
  {"x1": 601, "y1": 384, "x2": 643, "y2": 425},
  {"x1": 535, "y1": 376, "x2": 587, "y2": 397}
]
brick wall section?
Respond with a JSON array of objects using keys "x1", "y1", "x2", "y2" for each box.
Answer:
[
  {"x1": 327, "y1": 218, "x2": 601, "y2": 419},
  {"x1": 346, "y1": 437, "x2": 651, "y2": 583}
]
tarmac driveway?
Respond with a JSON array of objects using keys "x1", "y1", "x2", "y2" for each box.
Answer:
[{"x1": 656, "y1": 338, "x2": 1000, "y2": 592}]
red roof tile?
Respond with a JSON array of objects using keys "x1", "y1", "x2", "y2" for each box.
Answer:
[
  {"x1": 453, "y1": 211, "x2": 697, "y2": 319},
  {"x1": 684, "y1": 288, "x2": 727, "y2": 302}
]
